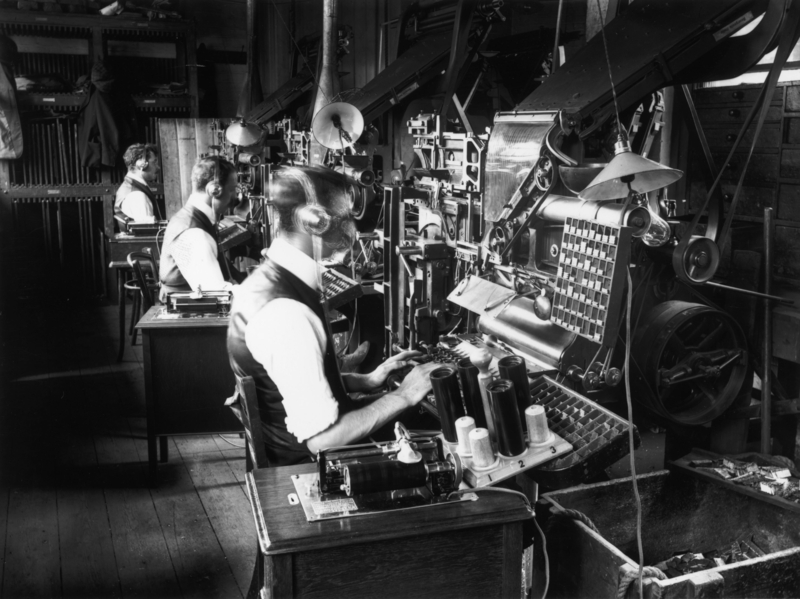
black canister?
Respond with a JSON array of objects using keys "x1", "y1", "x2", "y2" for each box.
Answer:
[
  {"x1": 486, "y1": 379, "x2": 526, "y2": 457},
  {"x1": 498, "y1": 355, "x2": 532, "y2": 429},
  {"x1": 456, "y1": 357, "x2": 486, "y2": 429},
  {"x1": 430, "y1": 366, "x2": 464, "y2": 443}
]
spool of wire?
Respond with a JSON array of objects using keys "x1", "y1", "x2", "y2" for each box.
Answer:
[
  {"x1": 498, "y1": 355, "x2": 532, "y2": 430},
  {"x1": 430, "y1": 366, "x2": 465, "y2": 443},
  {"x1": 525, "y1": 405, "x2": 553, "y2": 446},
  {"x1": 486, "y1": 379, "x2": 526, "y2": 457},
  {"x1": 457, "y1": 357, "x2": 486, "y2": 429},
  {"x1": 455, "y1": 416, "x2": 475, "y2": 456},
  {"x1": 343, "y1": 460, "x2": 428, "y2": 496},
  {"x1": 469, "y1": 428, "x2": 496, "y2": 470}
]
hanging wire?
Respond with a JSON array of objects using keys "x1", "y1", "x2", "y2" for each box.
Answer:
[
  {"x1": 268, "y1": 0, "x2": 330, "y2": 105},
  {"x1": 593, "y1": 0, "x2": 622, "y2": 130}
]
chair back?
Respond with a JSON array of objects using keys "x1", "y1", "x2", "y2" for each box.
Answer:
[
  {"x1": 127, "y1": 251, "x2": 159, "y2": 309},
  {"x1": 236, "y1": 375, "x2": 268, "y2": 471}
]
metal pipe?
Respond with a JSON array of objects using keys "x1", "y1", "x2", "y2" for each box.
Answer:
[
  {"x1": 552, "y1": 0, "x2": 565, "y2": 73},
  {"x1": 89, "y1": 199, "x2": 97, "y2": 293},
  {"x1": 377, "y1": 19, "x2": 399, "y2": 74},
  {"x1": 57, "y1": 201, "x2": 64, "y2": 267},
  {"x1": 312, "y1": 0, "x2": 340, "y2": 118},
  {"x1": 703, "y1": 280, "x2": 793, "y2": 306},
  {"x1": 761, "y1": 207, "x2": 774, "y2": 455}
]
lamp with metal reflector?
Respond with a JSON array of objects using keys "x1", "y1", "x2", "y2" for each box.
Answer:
[
  {"x1": 580, "y1": 134, "x2": 683, "y2": 201},
  {"x1": 312, "y1": 102, "x2": 365, "y2": 150},
  {"x1": 225, "y1": 119, "x2": 263, "y2": 147}
]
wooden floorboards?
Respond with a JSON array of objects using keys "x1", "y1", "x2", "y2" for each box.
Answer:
[{"x1": 0, "y1": 298, "x2": 256, "y2": 598}]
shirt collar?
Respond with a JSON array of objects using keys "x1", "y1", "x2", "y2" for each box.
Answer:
[
  {"x1": 186, "y1": 193, "x2": 217, "y2": 224},
  {"x1": 127, "y1": 171, "x2": 149, "y2": 187},
  {"x1": 267, "y1": 237, "x2": 320, "y2": 291}
]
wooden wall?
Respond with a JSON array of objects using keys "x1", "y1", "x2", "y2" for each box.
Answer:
[{"x1": 158, "y1": 118, "x2": 218, "y2": 217}]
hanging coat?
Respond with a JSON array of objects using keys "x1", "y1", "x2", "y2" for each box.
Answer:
[
  {"x1": 0, "y1": 36, "x2": 22, "y2": 160},
  {"x1": 77, "y1": 61, "x2": 120, "y2": 168}
]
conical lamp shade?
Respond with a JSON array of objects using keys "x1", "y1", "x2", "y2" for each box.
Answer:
[
  {"x1": 225, "y1": 120, "x2": 263, "y2": 147},
  {"x1": 580, "y1": 140, "x2": 683, "y2": 200}
]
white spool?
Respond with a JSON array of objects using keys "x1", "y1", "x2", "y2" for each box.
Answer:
[
  {"x1": 455, "y1": 416, "x2": 475, "y2": 457},
  {"x1": 526, "y1": 404, "x2": 553, "y2": 446},
  {"x1": 469, "y1": 427, "x2": 498, "y2": 471}
]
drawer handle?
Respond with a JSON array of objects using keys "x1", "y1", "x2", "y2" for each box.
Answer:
[
  {"x1": 728, "y1": 109, "x2": 741, "y2": 118},
  {"x1": 726, "y1": 133, "x2": 736, "y2": 142},
  {"x1": 732, "y1": 91, "x2": 744, "y2": 100}
]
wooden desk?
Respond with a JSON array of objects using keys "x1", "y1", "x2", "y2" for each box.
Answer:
[
  {"x1": 106, "y1": 234, "x2": 160, "y2": 302},
  {"x1": 246, "y1": 463, "x2": 531, "y2": 599},
  {"x1": 137, "y1": 306, "x2": 240, "y2": 482}
]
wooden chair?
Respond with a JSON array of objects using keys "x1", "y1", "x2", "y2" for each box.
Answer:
[
  {"x1": 233, "y1": 375, "x2": 269, "y2": 599},
  {"x1": 125, "y1": 251, "x2": 159, "y2": 348}
]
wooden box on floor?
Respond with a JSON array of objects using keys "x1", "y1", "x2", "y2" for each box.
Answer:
[
  {"x1": 536, "y1": 469, "x2": 800, "y2": 599},
  {"x1": 246, "y1": 463, "x2": 532, "y2": 599}
]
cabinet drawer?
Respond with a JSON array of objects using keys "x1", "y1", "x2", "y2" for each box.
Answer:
[
  {"x1": 698, "y1": 105, "x2": 782, "y2": 124},
  {"x1": 704, "y1": 123, "x2": 781, "y2": 149},
  {"x1": 779, "y1": 184, "x2": 800, "y2": 221},
  {"x1": 781, "y1": 149, "x2": 800, "y2": 179},
  {"x1": 712, "y1": 152, "x2": 779, "y2": 185}
]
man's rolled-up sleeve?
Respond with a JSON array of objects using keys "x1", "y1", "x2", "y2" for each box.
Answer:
[{"x1": 245, "y1": 298, "x2": 339, "y2": 443}]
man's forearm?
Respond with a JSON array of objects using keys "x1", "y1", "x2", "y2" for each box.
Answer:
[{"x1": 305, "y1": 391, "x2": 411, "y2": 454}]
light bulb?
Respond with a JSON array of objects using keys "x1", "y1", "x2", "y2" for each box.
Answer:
[{"x1": 642, "y1": 208, "x2": 671, "y2": 247}]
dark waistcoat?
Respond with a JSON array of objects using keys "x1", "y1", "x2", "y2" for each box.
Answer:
[
  {"x1": 114, "y1": 175, "x2": 161, "y2": 221},
  {"x1": 159, "y1": 204, "x2": 224, "y2": 292},
  {"x1": 227, "y1": 259, "x2": 354, "y2": 467}
]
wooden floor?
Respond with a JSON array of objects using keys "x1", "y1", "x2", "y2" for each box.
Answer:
[{"x1": 0, "y1": 297, "x2": 257, "y2": 599}]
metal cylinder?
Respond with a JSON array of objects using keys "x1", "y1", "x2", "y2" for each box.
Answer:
[
  {"x1": 238, "y1": 152, "x2": 262, "y2": 166},
  {"x1": 430, "y1": 366, "x2": 464, "y2": 443},
  {"x1": 486, "y1": 379, "x2": 526, "y2": 457},
  {"x1": 343, "y1": 460, "x2": 427, "y2": 496},
  {"x1": 498, "y1": 355, "x2": 531, "y2": 429},
  {"x1": 537, "y1": 195, "x2": 651, "y2": 237},
  {"x1": 457, "y1": 357, "x2": 486, "y2": 429}
]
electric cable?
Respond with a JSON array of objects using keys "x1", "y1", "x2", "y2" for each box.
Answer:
[
  {"x1": 625, "y1": 265, "x2": 645, "y2": 598},
  {"x1": 217, "y1": 434, "x2": 245, "y2": 448},
  {"x1": 447, "y1": 486, "x2": 548, "y2": 599},
  {"x1": 593, "y1": 0, "x2": 622, "y2": 129}
]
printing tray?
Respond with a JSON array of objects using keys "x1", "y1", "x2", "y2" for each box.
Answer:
[{"x1": 527, "y1": 375, "x2": 639, "y2": 490}]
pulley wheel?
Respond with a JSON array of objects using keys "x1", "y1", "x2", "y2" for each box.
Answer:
[
  {"x1": 673, "y1": 236, "x2": 720, "y2": 283},
  {"x1": 631, "y1": 301, "x2": 747, "y2": 425}
]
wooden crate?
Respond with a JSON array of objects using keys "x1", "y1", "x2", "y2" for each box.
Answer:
[{"x1": 536, "y1": 470, "x2": 800, "y2": 598}]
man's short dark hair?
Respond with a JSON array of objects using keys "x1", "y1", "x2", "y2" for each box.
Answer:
[
  {"x1": 191, "y1": 156, "x2": 237, "y2": 192},
  {"x1": 123, "y1": 143, "x2": 158, "y2": 171}
]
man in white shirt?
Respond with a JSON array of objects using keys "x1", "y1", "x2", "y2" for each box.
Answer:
[
  {"x1": 114, "y1": 143, "x2": 162, "y2": 225},
  {"x1": 227, "y1": 165, "x2": 436, "y2": 466},
  {"x1": 159, "y1": 155, "x2": 242, "y2": 296}
]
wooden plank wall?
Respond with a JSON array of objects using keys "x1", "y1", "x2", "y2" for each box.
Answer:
[{"x1": 158, "y1": 118, "x2": 217, "y2": 217}]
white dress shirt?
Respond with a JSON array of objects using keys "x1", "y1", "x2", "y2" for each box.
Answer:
[
  {"x1": 118, "y1": 172, "x2": 155, "y2": 222},
  {"x1": 170, "y1": 194, "x2": 231, "y2": 292},
  {"x1": 244, "y1": 237, "x2": 338, "y2": 443}
]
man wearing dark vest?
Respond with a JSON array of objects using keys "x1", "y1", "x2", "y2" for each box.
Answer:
[
  {"x1": 114, "y1": 143, "x2": 161, "y2": 226},
  {"x1": 227, "y1": 166, "x2": 436, "y2": 467},
  {"x1": 159, "y1": 155, "x2": 240, "y2": 297}
]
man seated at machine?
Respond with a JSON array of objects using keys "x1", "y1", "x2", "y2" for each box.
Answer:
[
  {"x1": 114, "y1": 143, "x2": 162, "y2": 226},
  {"x1": 159, "y1": 155, "x2": 243, "y2": 298},
  {"x1": 227, "y1": 165, "x2": 437, "y2": 466}
]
